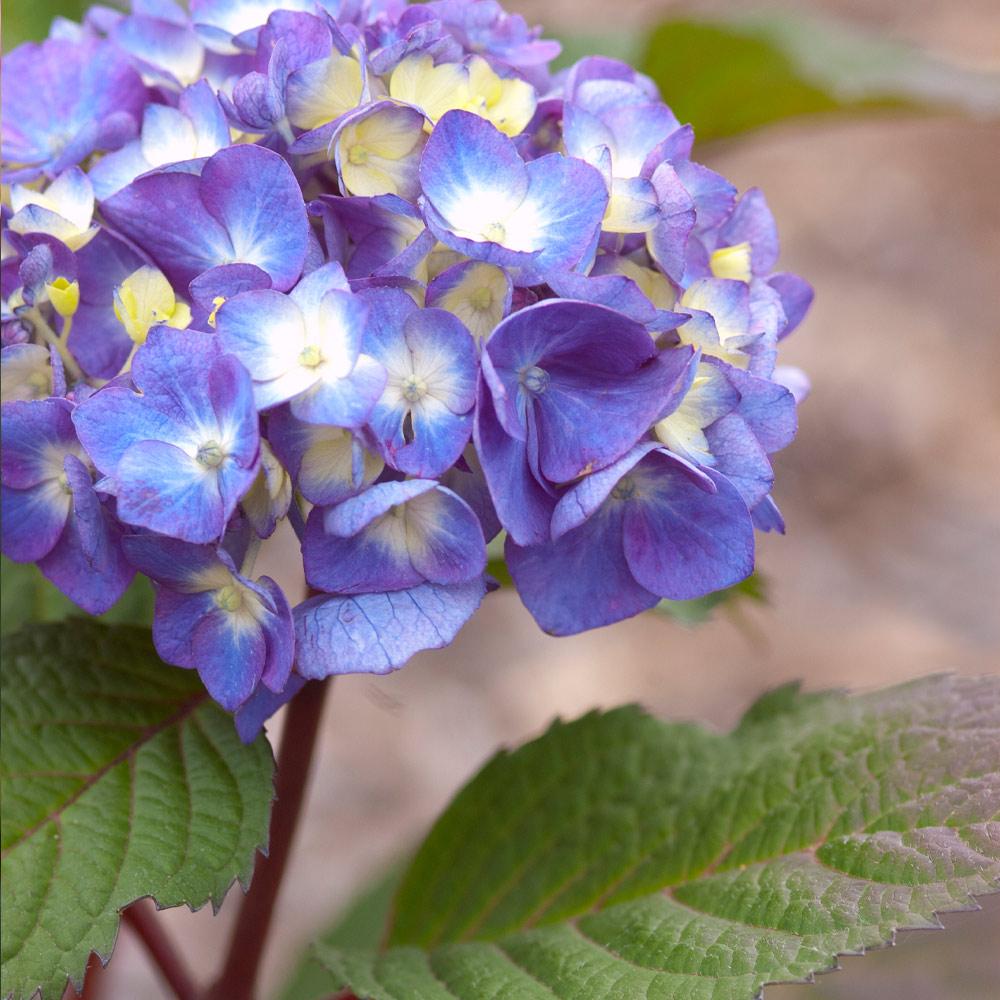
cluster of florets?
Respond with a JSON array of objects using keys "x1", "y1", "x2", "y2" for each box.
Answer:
[{"x1": 1, "y1": 0, "x2": 812, "y2": 736}]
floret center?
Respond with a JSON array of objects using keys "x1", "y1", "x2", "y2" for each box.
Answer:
[
  {"x1": 401, "y1": 374, "x2": 428, "y2": 402},
  {"x1": 347, "y1": 144, "x2": 369, "y2": 165},
  {"x1": 519, "y1": 364, "x2": 549, "y2": 395},
  {"x1": 214, "y1": 584, "x2": 244, "y2": 613},
  {"x1": 196, "y1": 441, "x2": 225, "y2": 468},
  {"x1": 483, "y1": 221, "x2": 506, "y2": 243},
  {"x1": 298, "y1": 344, "x2": 324, "y2": 368}
]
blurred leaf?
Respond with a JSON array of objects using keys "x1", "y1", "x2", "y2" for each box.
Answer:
[
  {"x1": 656, "y1": 570, "x2": 766, "y2": 626},
  {"x1": 641, "y1": 15, "x2": 1000, "y2": 141},
  {"x1": 551, "y1": 30, "x2": 643, "y2": 71},
  {"x1": 0, "y1": 621, "x2": 274, "y2": 1000},
  {"x1": 0, "y1": 556, "x2": 154, "y2": 636},
  {"x1": 286, "y1": 675, "x2": 1000, "y2": 1000},
  {"x1": 2, "y1": 0, "x2": 87, "y2": 51}
]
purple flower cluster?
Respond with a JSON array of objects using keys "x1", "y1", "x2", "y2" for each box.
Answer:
[{"x1": 2, "y1": 0, "x2": 811, "y2": 734}]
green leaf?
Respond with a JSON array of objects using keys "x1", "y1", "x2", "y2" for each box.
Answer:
[
  {"x1": 640, "y1": 15, "x2": 1000, "y2": 141},
  {"x1": 0, "y1": 557, "x2": 154, "y2": 636},
  {"x1": 300, "y1": 675, "x2": 1000, "y2": 1000},
  {"x1": 0, "y1": 621, "x2": 274, "y2": 1000}
]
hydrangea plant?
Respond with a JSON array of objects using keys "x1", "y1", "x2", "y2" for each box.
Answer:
[{"x1": 1, "y1": 3, "x2": 996, "y2": 1000}]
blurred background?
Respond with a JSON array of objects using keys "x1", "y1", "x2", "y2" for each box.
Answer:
[{"x1": 4, "y1": 0, "x2": 1000, "y2": 997}]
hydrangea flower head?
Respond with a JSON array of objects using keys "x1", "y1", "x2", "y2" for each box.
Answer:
[{"x1": 2, "y1": 0, "x2": 812, "y2": 740}]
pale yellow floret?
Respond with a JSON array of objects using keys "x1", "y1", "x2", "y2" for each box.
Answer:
[
  {"x1": 434, "y1": 262, "x2": 508, "y2": 342},
  {"x1": 287, "y1": 54, "x2": 365, "y2": 131},
  {"x1": 603, "y1": 255, "x2": 678, "y2": 312},
  {"x1": 337, "y1": 108, "x2": 425, "y2": 197},
  {"x1": 464, "y1": 57, "x2": 536, "y2": 137},
  {"x1": 654, "y1": 373, "x2": 713, "y2": 459},
  {"x1": 710, "y1": 242, "x2": 752, "y2": 282},
  {"x1": 390, "y1": 55, "x2": 470, "y2": 123},
  {"x1": 113, "y1": 265, "x2": 192, "y2": 345}
]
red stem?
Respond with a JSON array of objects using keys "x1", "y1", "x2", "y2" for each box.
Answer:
[
  {"x1": 123, "y1": 901, "x2": 198, "y2": 1000},
  {"x1": 207, "y1": 678, "x2": 330, "y2": 1000}
]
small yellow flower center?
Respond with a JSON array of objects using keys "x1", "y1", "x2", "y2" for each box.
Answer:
[
  {"x1": 469, "y1": 286, "x2": 494, "y2": 311},
  {"x1": 299, "y1": 344, "x2": 323, "y2": 368},
  {"x1": 400, "y1": 374, "x2": 428, "y2": 403},
  {"x1": 214, "y1": 584, "x2": 244, "y2": 613},
  {"x1": 196, "y1": 441, "x2": 225, "y2": 469},
  {"x1": 347, "y1": 144, "x2": 369, "y2": 165},
  {"x1": 483, "y1": 221, "x2": 506, "y2": 243}
]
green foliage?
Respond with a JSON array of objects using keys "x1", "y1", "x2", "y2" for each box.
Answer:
[
  {"x1": 289, "y1": 676, "x2": 1000, "y2": 1000},
  {"x1": 0, "y1": 621, "x2": 275, "y2": 1000},
  {"x1": 2, "y1": 0, "x2": 87, "y2": 51},
  {"x1": 641, "y1": 15, "x2": 1000, "y2": 142},
  {"x1": 0, "y1": 557, "x2": 154, "y2": 636}
]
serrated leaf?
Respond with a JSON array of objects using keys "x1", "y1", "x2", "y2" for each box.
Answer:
[
  {"x1": 0, "y1": 557, "x2": 154, "y2": 636},
  {"x1": 300, "y1": 676, "x2": 1000, "y2": 1000},
  {"x1": 0, "y1": 621, "x2": 274, "y2": 1000}
]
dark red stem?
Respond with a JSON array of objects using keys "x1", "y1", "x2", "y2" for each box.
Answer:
[
  {"x1": 123, "y1": 901, "x2": 198, "y2": 1000},
  {"x1": 208, "y1": 678, "x2": 330, "y2": 1000}
]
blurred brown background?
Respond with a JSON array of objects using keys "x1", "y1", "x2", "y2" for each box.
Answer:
[{"x1": 44, "y1": 0, "x2": 997, "y2": 996}]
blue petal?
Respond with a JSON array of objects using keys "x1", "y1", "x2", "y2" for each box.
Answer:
[
  {"x1": 116, "y1": 439, "x2": 225, "y2": 542},
  {"x1": 37, "y1": 455, "x2": 134, "y2": 614},
  {"x1": 293, "y1": 578, "x2": 486, "y2": 678},
  {"x1": 234, "y1": 672, "x2": 307, "y2": 743},
  {"x1": 506, "y1": 505, "x2": 658, "y2": 636},
  {"x1": 193, "y1": 610, "x2": 265, "y2": 710},
  {"x1": 1, "y1": 398, "x2": 76, "y2": 489},
  {"x1": 122, "y1": 533, "x2": 224, "y2": 589},
  {"x1": 152, "y1": 587, "x2": 216, "y2": 668},
  {"x1": 1, "y1": 482, "x2": 70, "y2": 562},
  {"x1": 622, "y1": 451, "x2": 754, "y2": 600}
]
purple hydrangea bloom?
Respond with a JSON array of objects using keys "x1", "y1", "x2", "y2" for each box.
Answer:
[{"x1": 1, "y1": 0, "x2": 813, "y2": 713}]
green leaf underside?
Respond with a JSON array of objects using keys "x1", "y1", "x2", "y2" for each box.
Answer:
[
  {"x1": 0, "y1": 622, "x2": 274, "y2": 1000},
  {"x1": 300, "y1": 676, "x2": 999, "y2": 1000}
]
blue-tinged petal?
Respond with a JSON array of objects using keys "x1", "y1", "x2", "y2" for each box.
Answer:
[
  {"x1": 1, "y1": 344, "x2": 54, "y2": 403},
  {"x1": 122, "y1": 533, "x2": 224, "y2": 589},
  {"x1": 506, "y1": 504, "x2": 658, "y2": 636},
  {"x1": 713, "y1": 358, "x2": 797, "y2": 453},
  {"x1": 768, "y1": 272, "x2": 814, "y2": 338},
  {"x1": 504, "y1": 152, "x2": 607, "y2": 281},
  {"x1": 719, "y1": 187, "x2": 779, "y2": 276},
  {"x1": 179, "y1": 78, "x2": 231, "y2": 151},
  {"x1": 72, "y1": 385, "x2": 180, "y2": 476},
  {"x1": 100, "y1": 170, "x2": 235, "y2": 289},
  {"x1": 208, "y1": 353, "x2": 261, "y2": 469},
  {"x1": 323, "y1": 479, "x2": 437, "y2": 537},
  {"x1": 235, "y1": 671, "x2": 307, "y2": 743},
  {"x1": 112, "y1": 15, "x2": 205, "y2": 89},
  {"x1": 751, "y1": 495, "x2": 785, "y2": 534},
  {"x1": 561, "y1": 103, "x2": 615, "y2": 172},
  {"x1": 419, "y1": 109, "x2": 528, "y2": 236},
  {"x1": 188, "y1": 263, "x2": 273, "y2": 327},
  {"x1": 116, "y1": 439, "x2": 224, "y2": 542},
  {"x1": 400, "y1": 486, "x2": 485, "y2": 584},
  {"x1": 152, "y1": 587, "x2": 217, "y2": 668},
  {"x1": 38, "y1": 455, "x2": 134, "y2": 614},
  {"x1": 193, "y1": 610, "x2": 265, "y2": 710},
  {"x1": 215, "y1": 289, "x2": 307, "y2": 399},
  {"x1": 550, "y1": 441, "x2": 661, "y2": 541},
  {"x1": 199, "y1": 144, "x2": 309, "y2": 292},
  {"x1": 88, "y1": 140, "x2": 153, "y2": 201},
  {"x1": 1, "y1": 398, "x2": 76, "y2": 489},
  {"x1": 303, "y1": 501, "x2": 424, "y2": 595},
  {"x1": 293, "y1": 578, "x2": 486, "y2": 678},
  {"x1": 675, "y1": 160, "x2": 737, "y2": 233},
  {"x1": 1, "y1": 482, "x2": 71, "y2": 562},
  {"x1": 547, "y1": 270, "x2": 656, "y2": 327},
  {"x1": 255, "y1": 575, "x2": 294, "y2": 692},
  {"x1": 473, "y1": 381, "x2": 555, "y2": 546},
  {"x1": 773, "y1": 365, "x2": 810, "y2": 405},
  {"x1": 439, "y1": 446, "x2": 502, "y2": 543},
  {"x1": 604, "y1": 176, "x2": 661, "y2": 234},
  {"x1": 622, "y1": 451, "x2": 754, "y2": 600},
  {"x1": 288, "y1": 261, "x2": 352, "y2": 320},
  {"x1": 703, "y1": 413, "x2": 774, "y2": 507},
  {"x1": 647, "y1": 162, "x2": 696, "y2": 284},
  {"x1": 289, "y1": 351, "x2": 384, "y2": 427}
]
